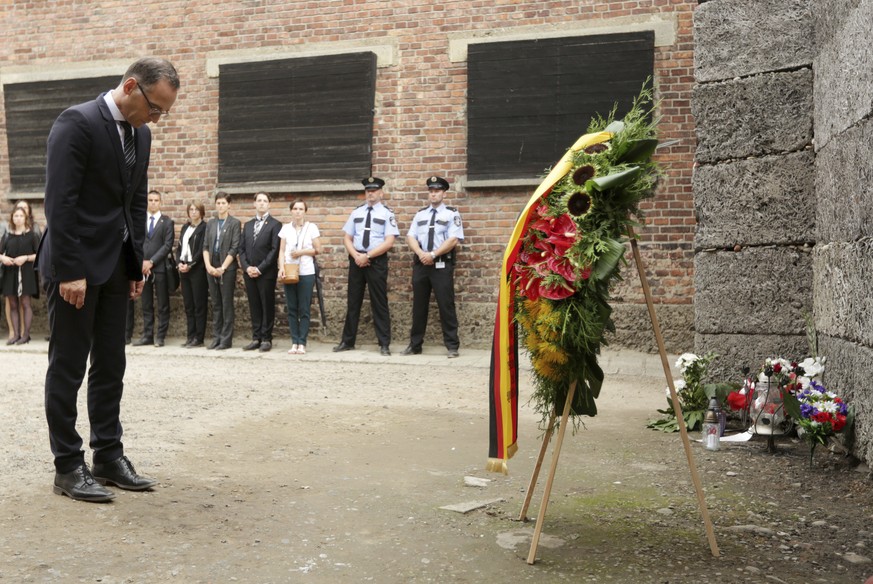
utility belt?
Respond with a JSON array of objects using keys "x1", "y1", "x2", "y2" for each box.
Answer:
[{"x1": 413, "y1": 249, "x2": 455, "y2": 266}]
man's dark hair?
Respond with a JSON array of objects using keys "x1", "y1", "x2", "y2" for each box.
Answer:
[
  {"x1": 215, "y1": 191, "x2": 231, "y2": 203},
  {"x1": 148, "y1": 189, "x2": 162, "y2": 199},
  {"x1": 124, "y1": 57, "x2": 180, "y2": 90}
]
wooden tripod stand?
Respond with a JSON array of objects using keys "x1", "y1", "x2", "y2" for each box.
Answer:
[{"x1": 518, "y1": 228, "x2": 720, "y2": 564}]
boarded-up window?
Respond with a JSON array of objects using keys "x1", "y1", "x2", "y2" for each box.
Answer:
[
  {"x1": 219, "y1": 53, "x2": 377, "y2": 184},
  {"x1": 4, "y1": 76, "x2": 117, "y2": 192},
  {"x1": 467, "y1": 32, "x2": 654, "y2": 181}
]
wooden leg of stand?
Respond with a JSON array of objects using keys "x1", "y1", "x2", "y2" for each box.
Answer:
[
  {"x1": 518, "y1": 408, "x2": 557, "y2": 522},
  {"x1": 527, "y1": 381, "x2": 577, "y2": 565},
  {"x1": 628, "y1": 229, "x2": 720, "y2": 558}
]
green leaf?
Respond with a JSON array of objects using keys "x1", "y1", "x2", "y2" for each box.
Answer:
[
  {"x1": 604, "y1": 120, "x2": 625, "y2": 134},
  {"x1": 783, "y1": 392, "x2": 801, "y2": 420},
  {"x1": 585, "y1": 166, "x2": 642, "y2": 192},
  {"x1": 590, "y1": 238, "x2": 626, "y2": 281},
  {"x1": 647, "y1": 417, "x2": 679, "y2": 433},
  {"x1": 617, "y1": 139, "x2": 659, "y2": 164},
  {"x1": 684, "y1": 409, "x2": 705, "y2": 432}
]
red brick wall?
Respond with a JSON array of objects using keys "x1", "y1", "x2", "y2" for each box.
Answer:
[{"x1": 0, "y1": 0, "x2": 696, "y2": 349}]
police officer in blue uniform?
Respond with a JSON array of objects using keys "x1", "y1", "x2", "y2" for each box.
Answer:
[
  {"x1": 401, "y1": 176, "x2": 464, "y2": 358},
  {"x1": 333, "y1": 177, "x2": 400, "y2": 355}
]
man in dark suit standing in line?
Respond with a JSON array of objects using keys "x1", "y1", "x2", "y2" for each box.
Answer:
[
  {"x1": 239, "y1": 191, "x2": 281, "y2": 352},
  {"x1": 131, "y1": 189, "x2": 174, "y2": 347},
  {"x1": 39, "y1": 57, "x2": 179, "y2": 502},
  {"x1": 203, "y1": 192, "x2": 241, "y2": 350}
]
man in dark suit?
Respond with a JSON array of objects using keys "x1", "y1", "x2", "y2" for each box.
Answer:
[
  {"x1": 203, "y1": 192, "x2": 241, "y2": 350},
  {"x1": 131, "y1": 189, "x2": 174, "y2": 347},
  {"x1": 239, "y1": 191, "x2": 281, "y2": 352},
  {"x1": 38, "y1": 57, "x2": 179, "y2": 502}
]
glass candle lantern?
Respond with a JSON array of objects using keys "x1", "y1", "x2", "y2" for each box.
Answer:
[
  {"x1": 749, "y1": 372, "x2": 789, "y2": 435},
  {"x1": 702, "y1": 407, "x2": 720, "y2": 451}
]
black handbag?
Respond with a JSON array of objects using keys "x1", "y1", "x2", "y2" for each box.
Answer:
[{"x1": 166, "y1": 254, "x2": 180, "y2": 291}]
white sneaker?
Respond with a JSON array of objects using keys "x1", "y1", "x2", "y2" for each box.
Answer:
[
  {"x1": 298, "y1": 345, "x2": 306, "y2": 355},
  {"x1": 288, "y1": 344, "x2": 299, "y2": 354}
]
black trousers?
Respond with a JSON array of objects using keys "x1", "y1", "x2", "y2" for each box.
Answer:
[
  {"x1": 340, "y1": 254, "x2": 391, "y2": 348},
  {"x1": 140, "y1": 271, "x2": 170, "y2": 341},
  {"x1": 207, "y1": 264, "x2": 236, "y2": 347},
  {"x1": 409, "y1": 260, "x2": 459, "y2": 351},
  {"x1": 45, "y1": 253, "x2": 129, "y2": 473},
  {"x1": 243, "y1": 272, "x2": 278, "y2": 342},
  {"x1": 181, "y1": 263, "x2": 208, "y2": 343}
]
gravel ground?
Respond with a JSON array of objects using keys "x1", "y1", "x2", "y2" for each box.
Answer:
[{"x1": 0, "y1": 339, "x2": 871, "y2": 583}]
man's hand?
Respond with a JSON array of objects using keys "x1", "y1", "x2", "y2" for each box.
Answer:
[
  {"x1": 129, "y1": 280, "x2": 144, "y2": 300},
  {"x1": 246, "y1": 266, "x2": 260, "y2": 278},
  {"x1": 418, "y1": 251, "x2": 435, "y2": 266},
  {"x1": 354, "y1": 252, "x2": 370, "y2": 268},
  {"x1": 142, "y1": 259, "x2": 153, "y2": 277},
  {"x1": 60, "y1": 279, "x2": 87, "y2": 309}
]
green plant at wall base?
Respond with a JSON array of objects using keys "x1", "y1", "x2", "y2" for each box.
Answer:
[{"x1": 647, "y1": 352, "x2": 735, "y2": 433}]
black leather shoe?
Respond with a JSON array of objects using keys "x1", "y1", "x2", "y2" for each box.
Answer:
[
  {"x1": 259, "y1": 341, "x2": 272, "y2": 352},
  {"x1": 132, "y1": 337, "x2": 153, "y2": 347},
  {"x1": 447, "y1": 349, "x2": 460, "y2": 359},
  {"x1": 92, "y1": 456, "x2": 157, "y2": 491},
  {"x1": 154, "y1": 339, "x2": 165, "y2": 347},
  {"x1": 243, "y1": 340, "x2": 261, "y2": 351},
  {"x1": 380, "y1": 346, "x2": 391, "y2": 356},
  {"x1": 187, "y1": 340, "x2": 204, "y2": 348},
  {"x1": 332, "y1": 342, "x2": 355, "y2": 352},
  {"x1": 401, "y1": 345, "x2": 421, "y2": 356},
  {"x1": 54, "y1": 464, "x2": 116, "y2": 502},
  {"x1": 216, "y1": 344, "x2": 231, "y2": 350},
  {"x1": 207, "y1": 340, "x2": 220, "y2": 350}
]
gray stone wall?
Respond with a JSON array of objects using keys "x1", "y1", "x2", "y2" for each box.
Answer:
[
  {"x1": 694, "y1": 0, "x2": 873, "y2": 464},
  {"x1": 812, "y1": 0, "x2": 873, "y2": 464},
  {"x1": 692, "y1": 0, "x2": 815, "y2": 380}
]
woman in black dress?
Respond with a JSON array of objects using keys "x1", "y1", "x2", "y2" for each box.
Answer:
[
  {"x1": 5, "y1": 200, "x2": 41, "y2": 342},
  {"x1": 176, "y1": 200, "x2": 209, "y2": 347},
  {"x1": 0, "y1": 207, "x2": 39, "y2": 344}
]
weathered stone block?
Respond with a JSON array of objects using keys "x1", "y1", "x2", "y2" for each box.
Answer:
[
  {"x1": 694, "y1": 0, "x2": 813, "y2": 82},
  {"x1": 813, "y1": 241, "x2": 873, "y2": 347},
  {"x1": 813, "y1": 3, "x2": 873, "y2": 149},
  {"x1": 694, "y1": 151, "x2": 815, "y2": 249},
  {"x1": 813, "y1": 0, "x2": 861, "y2": 53},
  {"x1": 816, "y1": 117, "x2": 873, "y2": 243},
  {"x1": 695, "y1": 246, "x2": 813, "y2": 335},
  {"x1": 609, "y1": 303, "x2": 694, "y2": 354},
  {"x1": 695, "y1": 332, "x2": 809, "y2": 381},
  {"x1": 694, "y1": 69, "x2": 814, "y2": 164},
  {"x1": 817, "y1": 335, "x2": 873, "y2": 466}
]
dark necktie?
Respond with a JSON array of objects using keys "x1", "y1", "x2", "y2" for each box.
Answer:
[
  {"x1": 426, "y1": 208, "x2": 437, "y2": 251},
  {"x1": 361, "y1": 207, "x2": 373, "y2": 250},
  {"x1": 148, "y1": 216, "x2": 155, "y2": 239},
  {"x1": 120, "y1": 121, "x2": 135, "y2": 170},
  {"x1": 254, "y1": 216, "x2": 263, "y2": 239}
]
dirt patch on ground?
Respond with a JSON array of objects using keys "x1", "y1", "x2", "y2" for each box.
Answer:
[{"x1": 0, "y1": 341, "x2": 871, "y2": 583}]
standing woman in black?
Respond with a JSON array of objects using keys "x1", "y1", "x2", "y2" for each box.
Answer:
[
  {"x1": 0, "y1": 207, "x2": 40, "y2": 344},
  {"x1": 177, "y1": 200, "x2": 208, "y2": 347}
]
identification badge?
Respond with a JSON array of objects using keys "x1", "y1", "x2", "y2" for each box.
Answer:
[{"x1": 435, "y1": 261, "x2": 446, "y2": 269}]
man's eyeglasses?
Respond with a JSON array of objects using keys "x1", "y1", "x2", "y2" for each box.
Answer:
[{"x1": 136, "y1": 81, "x2": 171, "y2": 117}]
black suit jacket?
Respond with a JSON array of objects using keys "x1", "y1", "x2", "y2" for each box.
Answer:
[
  {"x1": 143, "y1": 214, "x2": 174, "y2": 274},
  {"x1": 38, "y1": 92, "x2": 150, "y2": 285},
  {"x1": 239, "y1": 215, "x2": 281, "y2": 278},
  {"x1": 176, "y1": 221, "x2": 206, "y2": 268}
]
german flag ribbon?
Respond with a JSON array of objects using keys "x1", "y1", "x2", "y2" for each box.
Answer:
[{"x1": 487, "y1": 130, "x2": 613, "y2": 474}]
